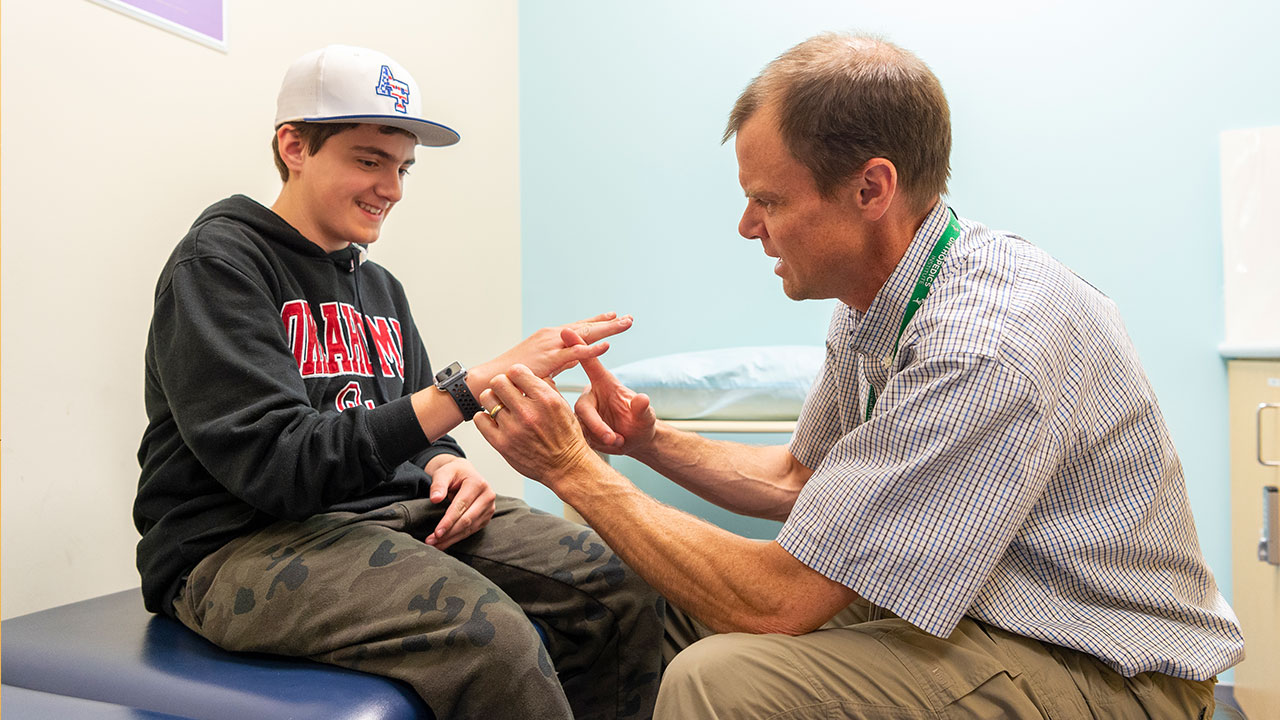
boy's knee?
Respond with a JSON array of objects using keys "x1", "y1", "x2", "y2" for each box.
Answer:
[
  {"x1": 424, "y1": 596, "x2": 557, "y2": 682},
  {"x1": 465, "y1": 595, "x2": 545, "y2": 649}
]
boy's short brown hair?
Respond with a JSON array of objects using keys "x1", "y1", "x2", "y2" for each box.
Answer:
[{"x1": 272, "y1": 122, "x2": 417, "y2": 182}]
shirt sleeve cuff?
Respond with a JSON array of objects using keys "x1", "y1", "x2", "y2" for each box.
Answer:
[{"x1": 364, "y1": 394, "x2": 432, "y2": 470}]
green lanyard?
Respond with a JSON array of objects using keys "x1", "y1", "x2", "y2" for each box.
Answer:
[{"x1": 864, "y1": 211, "x2": 961, "y2": 421}]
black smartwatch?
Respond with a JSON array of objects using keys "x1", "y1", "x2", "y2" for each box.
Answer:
[{"x1": 435, "y1": 361, "x2": 482, "y2": 421}]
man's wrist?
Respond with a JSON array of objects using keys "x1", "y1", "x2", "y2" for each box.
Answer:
[
  {"x1": 627, "y1": 420, "x2": 669, "y2": 465},
  {"x1": 551, "y1": 449, "x2": 624, "y2": 506}
]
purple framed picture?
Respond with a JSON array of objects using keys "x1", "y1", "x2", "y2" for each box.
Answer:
[{"x1": 89, "y1": 0, "x2": 227, "y2": 52}]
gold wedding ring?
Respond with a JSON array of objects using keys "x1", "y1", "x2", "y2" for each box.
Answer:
[{"x1": 487, "y1": 403, "x2": 504, "y2": 418}]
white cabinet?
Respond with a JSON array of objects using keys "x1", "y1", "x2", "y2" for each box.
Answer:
[{"x1": 1221, "y1": 128, "x2": 1280, "y2": 357}]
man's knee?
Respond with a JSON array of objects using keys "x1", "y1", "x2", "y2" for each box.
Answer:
[{"x1": 657, "y1": 633, "x2": 773, "y2": 717}]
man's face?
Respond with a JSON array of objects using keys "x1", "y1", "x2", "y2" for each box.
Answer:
[
  {"x1": 735, "y1": 107, "x2": 863, "y2": 302},
  {"x1": 288, "y1": 124, "x2": 417, "y2": 252}
]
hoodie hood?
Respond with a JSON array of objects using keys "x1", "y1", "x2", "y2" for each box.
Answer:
[{"x1": 194, "y1": 194, "x2": 366, "y2": 271}]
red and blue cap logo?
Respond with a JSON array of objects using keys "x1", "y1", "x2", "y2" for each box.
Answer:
[{"x1": 375, "y1": 65, "x2": 410, "y2": 114}]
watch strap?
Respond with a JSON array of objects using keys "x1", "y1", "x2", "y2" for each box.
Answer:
[
  {"x1": 443, "y1": 379, "x2": 482, "y2": 420},
  {"x1": 436, "y1": 363, "x2": 483, "y2": 421}
]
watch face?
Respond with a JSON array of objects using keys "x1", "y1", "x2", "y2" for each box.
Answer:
[{"x1": 436, "y1": 361, "x2": 464, "y2": 385}]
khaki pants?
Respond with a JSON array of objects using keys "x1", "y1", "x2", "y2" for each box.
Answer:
[{"x1": 659, "y1": 600, "x2": 1215, "y2": 719}]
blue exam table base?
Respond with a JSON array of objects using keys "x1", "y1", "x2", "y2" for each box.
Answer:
[{"x1": 1, "y1": 588, "x2": 431, "y2": 720}]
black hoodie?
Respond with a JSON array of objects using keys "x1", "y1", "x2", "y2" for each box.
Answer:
[{"x1": 134, "y1": 195, "x2": 464, "y2": 615}]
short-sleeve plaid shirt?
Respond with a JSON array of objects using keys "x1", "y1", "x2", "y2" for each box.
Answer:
[{"x1": 779, "y1": 201, "x2": 1243, "y2": 680}]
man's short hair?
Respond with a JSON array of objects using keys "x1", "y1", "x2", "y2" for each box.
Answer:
[
  {"x1": 271, "y1": 122, "x2": 418, "y2": 182},
  {"x1": 724, "y1": 33, "x2": 951, "y2": 211}
]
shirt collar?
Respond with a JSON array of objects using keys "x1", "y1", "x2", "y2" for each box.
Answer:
[{"x1": 848, "y1": 200, "x2": 953, "y2": 361}]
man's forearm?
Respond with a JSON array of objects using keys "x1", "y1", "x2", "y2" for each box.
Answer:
[
  {"x1": 552, "y1": 456, "x2": 844, "y2": 635},
  {"x1": 628, "y1": 423, "x2": 811, "y2": 520},
  {"x1": 473, "y1": 364, "x2": 858, "y2": 633}
]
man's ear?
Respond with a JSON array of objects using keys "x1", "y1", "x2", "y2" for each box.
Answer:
[
  {"x1": 851, "y1": 158, "x2": 898, "y2": 222},
  {"x1": 276, "y1": 124, "x2": 307, "y2": 177}
]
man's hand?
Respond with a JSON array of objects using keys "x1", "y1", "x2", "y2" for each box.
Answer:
[
  {"x1": 423, "y1": 456, "x2": 496, "y2": 550},
  {"x1": 564, "y1": 328, "x2": 657, "y2": 456},
  {"x1": 474, "y1": 312, "x2": 634, "y2": 385},
  {"x1": 474, "y1": 364, "x2": 602, "y2": 493}
]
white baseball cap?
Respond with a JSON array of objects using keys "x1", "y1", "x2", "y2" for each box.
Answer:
[{"x1": 275, "y1": 45, "x2": 459, "y2": 147}]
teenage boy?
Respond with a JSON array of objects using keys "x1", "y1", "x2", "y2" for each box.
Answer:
[{"x1": 134, "y1": 45, "x2": 664, "y2": 720}]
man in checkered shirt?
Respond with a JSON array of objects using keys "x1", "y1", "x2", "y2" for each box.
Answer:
[{"x1": 478, "y1": 32, "x2": 1243, "y2": 719}]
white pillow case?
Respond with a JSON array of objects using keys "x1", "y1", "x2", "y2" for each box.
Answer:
[{"x1": 611, "y1": 346, "x2": 825, "y2": 421}]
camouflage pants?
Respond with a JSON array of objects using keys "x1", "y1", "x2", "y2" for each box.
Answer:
[{"x1": 173, "y1": 496, "x2": 665, "y2": 719}]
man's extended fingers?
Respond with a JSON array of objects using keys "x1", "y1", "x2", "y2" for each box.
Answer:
[
  {"x1": 574, "y1": 392, "x2": 618, "y2": 447},
  {"x1": 562, "y1": 328, "x2": 619, "y2": 389}
]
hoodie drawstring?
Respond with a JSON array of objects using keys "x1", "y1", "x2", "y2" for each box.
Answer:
[{"x1": 346, "y1": 246, "x2": 389, "y2": 407}]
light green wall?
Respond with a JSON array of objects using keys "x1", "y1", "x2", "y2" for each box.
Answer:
[{"x1": 520, "y1": 0, "x2": 1280, "y2": 623}]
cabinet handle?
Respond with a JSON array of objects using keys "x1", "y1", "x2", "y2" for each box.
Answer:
[
  {"x1": 1258, "y1": 404, "x2": 1280, "y2": 467},
  {"x1": 1261, "y1": 486, "x2": 1279, "y2": 566}
]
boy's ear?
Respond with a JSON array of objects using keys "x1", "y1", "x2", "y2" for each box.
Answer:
[{"x1": 276, "y1": 124, "x2": 307, "y2": 177}]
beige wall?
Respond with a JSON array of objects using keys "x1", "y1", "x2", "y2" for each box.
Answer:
[{"x1": 0, "y1": 0, "x2": 523, "y2": 618}]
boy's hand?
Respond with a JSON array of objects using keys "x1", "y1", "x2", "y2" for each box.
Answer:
[{"x1": 423, "y1": 457, "x2": 496, "y2": 550}]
